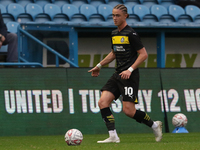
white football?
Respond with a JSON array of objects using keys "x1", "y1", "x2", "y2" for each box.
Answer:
[
  {"x1": 64, "y1": 129, "x2": 83, "y2": 146},
  {"x1": 172, "y1": 113, "x2": 188, "y2": 127}
]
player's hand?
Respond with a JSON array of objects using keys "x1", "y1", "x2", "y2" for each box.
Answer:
[
  {"x1": 119, "y1": 70, "x2": 131, "y2": 79},
  {"x1": 1, "y1": 36, "x2": 5, "y2": 42},
  {"x1": 88, "y1": 66, "x2": 100, "y2": 77}
]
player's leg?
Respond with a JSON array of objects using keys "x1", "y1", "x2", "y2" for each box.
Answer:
[
  {"x1": 3, "y1": 33, "x2": 18, "y2": 62},
  {"x1": 123, "y1": 101, "x2": 163, "y2": 142},
  {"x1": 121, "y1": 71, "x2": 162, "y2": 142},
  {"x1": 97, "y1": 90, "x2": 120, "y2": 143}
]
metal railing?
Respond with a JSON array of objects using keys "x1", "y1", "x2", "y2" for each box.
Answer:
[{"x1": 0, "y1": 25, "x2": 78, "y2": 68}]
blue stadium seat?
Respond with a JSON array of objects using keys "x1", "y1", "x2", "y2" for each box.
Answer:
[
  {"x1": 34, "y1": 0, "x2": 53, "y2": 7},
  {"x1": 34, "y1": 14, "x2": 52, "y2": 23},
  {"x1": 97, "y1": 4, "x2": 113, "y2": 21},
  {"x1": 79, "y1": 4, "x2": 105, "y2": 26},
  {"x1": 7, "y1": 3, "x2": 25, "y2": 21},
  {"x1": 44, "y1": 4, "x2": 62, "y2": 21},
  {"x1": 61, "y1": 4, "x2": 79, "y2": 20},
  {"x1": 97, "y1": 4, "x2": 113, "y2": 26},
  {"x1": 133, "y1": 4, "x2": 158, "y2": 26},
  {"x1": 0, "y1": 45, "x2": 8, "y2": 53},
  {"x1": 89, "y1": 0, "x2": 106, "y2": 8},
  {"x1": 1, "y1": 5, "x2": 14, "y2": 23},
  {"x1": 15, "y1": 0, "x2": 34, "y2": 7},
  {"x1": 150, "y1": 5, "x2": 168, "y2": 21},
  {"x1": 157, "y1": 0, "x2": 175, "y2": 8},
  {"x1": 168, "y1": 4, "x2": 192, "y2": 24},
  {"x1": 27, "y1": 3, "x2": 51, "y2": 23},
  {"x1": 71, "y1": 0, "x2": 89, "y2": 8},
  {"x1": 141, "y1": 0, "x2": 158, "y2": 8},
  {"x1": 124, "y1": 5, "x2": 137, "y2": 26},
  {"x1": 124, "y1": 5, "x2": 133, "y2": 14},
  {"x1": 105, "y1": 0, "x2": 125, "y2": 7},
  {"x1": 6, "y1": 21, "x2": 19, "y2": 33},
  {"x1": 64, "y1": 14, "x2": 87, "y2": 26},
  {"x1": 80, "y1": 4, "x2": 97, "y2": 20},
  {"x1": 25, "y1": 3, "x2": 43, "y2": 21},
  {"x1": 185, "y1": 5, "x2": 200, "y2": 22},
  {"x1": 0, "y1": 0, "x2": 15, "y2": 7},
  {"x1": 168, "y1": 5, "x2": 185, "y2": 21},
  {"x1": 149, "y1": 5, "x2": 169, "y2": 26},
  {"x1": 126, "y1": 14, "x2": 140, "y2": 26},
  {"x1": 53, "y1": 0, "x2": 71, "y2": 7},
  {"x1": 124, "y1": 0, "x2": 140, "y2": 8},
  {"x1": 133, "y1": 5, "x2": 150, "y2": 21},
  {"x1": 0, "y1": 4, "x2": 7, "y2": 14}
]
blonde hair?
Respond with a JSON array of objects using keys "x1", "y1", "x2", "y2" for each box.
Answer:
[{"x1": 113, "y1": 4, "x2": 129, "y2": 18}]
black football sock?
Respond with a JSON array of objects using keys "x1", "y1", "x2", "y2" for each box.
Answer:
[
  {"x1": 133, "y1": 110, "x2": 154, "y2": 127},
  {"x1": 100, "y1": 107, "x2": 115, "y2": 131}
]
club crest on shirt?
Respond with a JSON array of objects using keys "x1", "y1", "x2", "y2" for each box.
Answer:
[
  {"x1": 112, "y1": 36, "x2": 130, "y2": 44},
  {"x1": 121, "y1": 37, "x2": 124, "y2": 43}
]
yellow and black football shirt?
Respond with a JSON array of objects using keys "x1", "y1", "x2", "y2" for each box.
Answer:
[{"x1": 111, "y1": 25, "x2": 144, "y2": 73}]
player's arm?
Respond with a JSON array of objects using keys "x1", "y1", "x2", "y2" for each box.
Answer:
[
  {"x1": 120, "y1": 47, "x2": 148, "y2": 79},
  {"x1": 130, "y1": 47, "x2": 148, "y2": 70},
  {"x1": 98, "y1": 50, "x2": 116, "y2": 66},
  {"x1": 88, "y1": 50, "x2": 116, "y2": 77}
]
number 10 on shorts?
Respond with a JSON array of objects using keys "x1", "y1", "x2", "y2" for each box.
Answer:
[{"x1": 124, "y1": 87, "x2": 133, "y2": 98}]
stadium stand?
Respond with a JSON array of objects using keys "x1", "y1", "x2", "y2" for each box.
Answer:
[
  {"x1": 71, "y1": 0, "x2": 89, "y2": 8},
  {"x1": 150, "y1": 4, "x2": 168, "y2": 21},
  {"x1": 44, "y1": 3, "x2": 61, "y2": 20},
  {"x1": 34, "y1": 0, "x2": 53, "y2": 7},
  {"x1": 124, "y1": 4, "x2": 133, "y2": 13},
  {"x1": 0, "y1": 0, "x2": 198, "y2": 26},
  {"x1": 168, "y1": 4, "x2": 185, "y2": 21},
  {"x1": 89, "y1": 0, "x2": 106, "y2": 7},
  {"x1": 0, "y1": 0, "x2": 199, "y2": 67},
  {"x1": 106, "y1": 0, "x2": 124, "y2": 7},
  {"x1": 7, "y1": 3, "x2": 33, "y2": 23},
  {"x1": 124, "y1": 0, "x2": 141, "y2": 8},
  {"x1": 6, "y1": 21, "x2": 19, "y2": 33},
  {"x1": 61, "y1": 4, "x2": 79, "y2": 20},
  {"x1": 158, "y1": 0, "x2": 175, "y2": 8},
  {"x1": 0, "y1": 4, "x2": 7, "y2": 14},
  {"x1": 141, "y1": 0, "x2": 159, "y2": 8},
  {"x1": 80, "y1": 4, "x2": 97, "y2": 20},
  {"x1": 168, "y1": 4, "x2": 192, "y2": 25},
  {"x1": 149, "y1": 4, "x2": 169, "y2": 25},
  {"x1": 0, "y1": 0, "x2": 15, "y2": 7},
  {"x1": 97, "y1": 4, "x2": 114, "y2": 25},
  {"x1": 54, "y1": 0, "x2": 71, "y2": 7},
  {"x1": 15, "y1": 0, "x2": 33, "y2": 7},
  {"x1": 25, "y1": 3, "x2": 43, "y2": 21},
  {"x1": 0, "y1": 4, "x2": 14, "y2": 23},
  {"x1": 7, "y1": 3, "x2": 25, "y2": 21},
  {"x1": 133, "y1": 5, "x2": 150, "y2": 21},
  {"x1": 0, "y1": 21, "x2": 19, "y2": 54},
  {"x1": 97, "y1": 4, "x2": 112, "y2": 21},
  {"x1": 79, "y1": 4, "x2": 105, "y2": 25},
  {"x1": 185, "y1": 5, "x2": 200, "y2": 22}
]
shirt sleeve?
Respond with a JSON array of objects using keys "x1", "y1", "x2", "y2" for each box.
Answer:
[{"x1": 129, "y1": 31, "x2": 144, "y2": 51}]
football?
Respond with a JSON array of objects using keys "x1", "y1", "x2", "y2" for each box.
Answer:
[
  {"x1": 172, "y1": 113, "x2": 188, "y2": 127},
  {"x1": 64, "y1": 129, "x2": 83, "y2": 146}
]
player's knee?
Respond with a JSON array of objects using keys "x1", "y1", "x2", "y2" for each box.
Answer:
[
  {"x1": 123, "y1": 107, "x2": 136, "y2": 118},
  {"x1": 98, "y1": 99, "x2": 104, "y2": 109},
  {"x1": 98, "y1": 99, "x2": 109, "y2": 109}
]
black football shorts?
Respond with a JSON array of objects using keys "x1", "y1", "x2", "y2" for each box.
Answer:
[{"x1": 101, "y1": 70, "x2": 139, "y2": 103}]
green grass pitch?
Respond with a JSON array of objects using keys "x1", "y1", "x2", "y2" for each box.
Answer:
[{"x1": 0, "y1": 133, "x2": 199, "y2": 150}]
